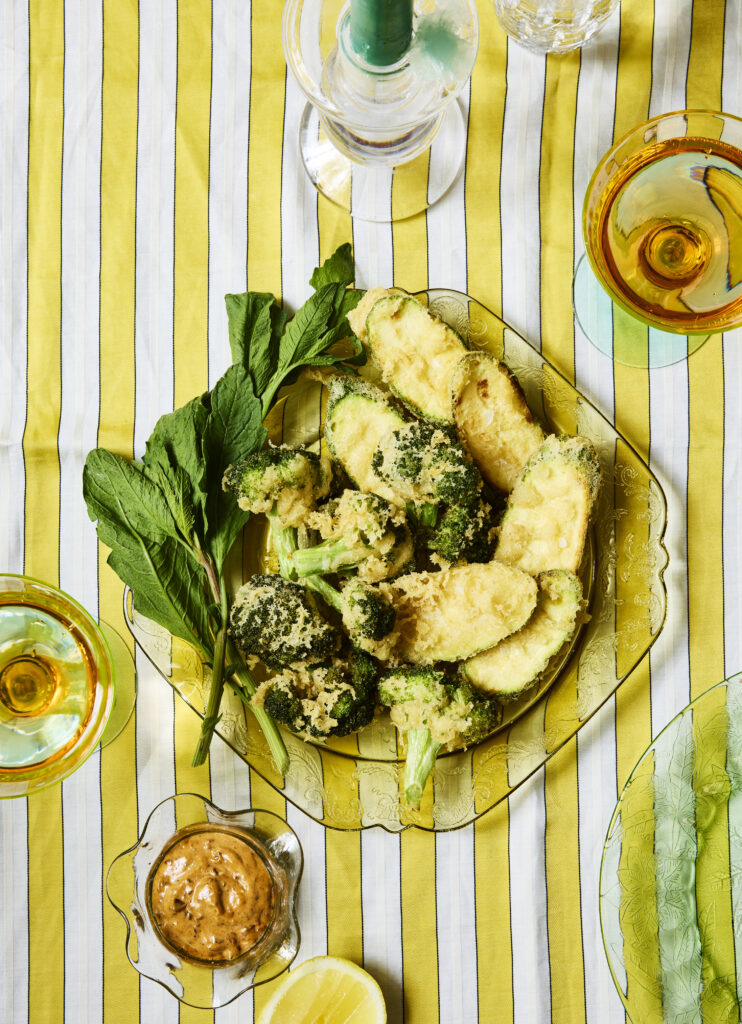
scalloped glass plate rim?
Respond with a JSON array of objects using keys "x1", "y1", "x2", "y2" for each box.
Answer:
[{"x1": 124, "y1": 288, "x2": 669, "y2": 832}]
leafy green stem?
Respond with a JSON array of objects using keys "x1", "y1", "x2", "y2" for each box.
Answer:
[
  {"x1": 192, "y1": 578, "x2": 229, "y2": 767},
  {"x1": 191, "y1": 536, "x2": 222, "y2": 606}
]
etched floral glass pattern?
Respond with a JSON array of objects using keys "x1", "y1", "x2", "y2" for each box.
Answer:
[
  {"x1": 600, "y1": 673, "x2": 742, "y2": 1024},
  {"x1": 126, "y1": 290, "x2": 669, "y2": 832}
]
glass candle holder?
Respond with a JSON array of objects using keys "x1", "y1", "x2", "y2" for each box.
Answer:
[
  {"x1": 106, "y1": 793, "x2": 303, "y2": 1008},
  {"x1": 283, "y1": 0, "x2": 479, "y2": 221},
  {"x1": 493, "y1": 0, "x2": 618, "y2": 55}
]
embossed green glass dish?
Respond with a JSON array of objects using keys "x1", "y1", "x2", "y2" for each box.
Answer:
[
  {"x1": 600, "y1": 672, "x2": 742, "y2": 1023},
  {"x1": 126, "y1": 289, "x2": 668, "y2": 832}
]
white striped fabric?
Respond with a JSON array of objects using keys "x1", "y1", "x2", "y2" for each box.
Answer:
[
  {"x1": 2, "y1": 1, "x2": 742, "y2": 1023},
  {"x1": 509, "y1": 771, "x2": 551, "y2": 1024},
  {"x1": 500, "y1": 41, "x2": 546, "y2": 352},
  {"x1": 360, "y1": 829, "x2": 403, "y2": 1021}
]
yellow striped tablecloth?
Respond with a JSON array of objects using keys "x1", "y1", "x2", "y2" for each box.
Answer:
[{"x1": 1, "y1": 1, "x2": 740, "y2": 1022}]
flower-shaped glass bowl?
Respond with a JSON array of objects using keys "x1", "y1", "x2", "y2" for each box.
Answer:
[
  {"x1": 126, "y1": 289, "x2": 669, "y2": 832},
  {"x1": 106, "y1": 794, "x2": 302, "y2": 1008},
  {"x1": 600, "y1": 673, "x2": 742, "y2": 1024}
]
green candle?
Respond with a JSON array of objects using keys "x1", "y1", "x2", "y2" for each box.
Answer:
[{"x1": 349, "y1": 0, "x2": 414, "y2": 67}]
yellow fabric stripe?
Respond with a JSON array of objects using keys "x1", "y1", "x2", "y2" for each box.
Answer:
[
  {"x1": 466, "y1": 6, "x2": 506, "y2": 315},
  {"x1": 475, "y1": 803, "x2": 513, "y2": 1023},
  {"x1": 694, "y1": 687, "x2": 736, "y2": 1019},
  {"x1": 173, "y1": 0, "x2": 211, "y2": 405},
  {"x1": 686, "y1": 0, "x2": 725, "y2": 705},
  {"x1": 250, "y1": 773, "x2": 288, "y2": 1024},
  {"x1": 172, "y1": 23, "x2": 213, "y2": 999},
  {"x1": 319, "y1": 208, "x2": 354, "y2": 273},
  {"x1": 326, "y1": 831, "x2": 364, "y2": 964},
  {"x1": 467, "y1": 22, "x2": 511, "y2": 1017},
  {"x1": 393, "y1": 212, "x2": 428, "y2": 295},
  {"x1": 27, "y1": 795, "x2": 64, "y2": 1024},
  {"x1": 612, "y1": 2, "x2": 653, "y2": 142},
  {"x1": 619, "y1": 752, "x2": 662, "y2": 1020},
  {"x1": 687, "y1": 0, "x2": 725, "y2": 111},
  {"x1": 612, "y1": 0, "x2": 654, "y2": 794},
  {"x1": 688, "y1": 339, "x2": 726, "y2": 701},
  {"x1": 539, "y1": 55, "x2": 580, "y2": 383},
  {"x1": 24, "y1": 0, "x2": 62, "y2": 584},
  {"x1": 25, "y1": 3, "x2": 65, "y2": 1022},
  {"x1": 98, "y1": 0, "x2": 140, "y2": 1020},
  {"x1": 401, "y1": 829, "x2": 439, "y2": 1021},
  {"x1": 247, "y1": 1, "x2": 284, "y2": 294},
  {"x1": 544, "y1": 739, "x2": 585, "y2": 1024}
]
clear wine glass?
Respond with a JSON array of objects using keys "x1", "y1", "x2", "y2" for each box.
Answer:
[
  {"x1": 282, "y1": 0, "x2": 479, "y2": 222},
  {"x1": 574, "y1": 110, "x2": 742, "y2": 368},
  {"x1": 0, "y1": 574, "x2": 136, "y2": 798}
]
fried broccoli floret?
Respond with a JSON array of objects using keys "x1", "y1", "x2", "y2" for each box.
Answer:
[
  {"x1": 371, "y1": 421, "x2": 483, "y2": 522},
  {"x1": 229, "y1": 574, "x2": 340, "y2": 669},
  {"x1": 289, "y1": 490, "x2": 414, "y2": 583},
  {"x1": 310, "y1": 575, "x2": 397, "y2": 646},
  {"x1": 261, "y1": 646, "x2": 379, "y2": 739},
  {"x1": 223, "y1": 444, "x2": 332, "y2": 528},
  {"x1": 266, "y1": 515, "x2": 398, "y2": 659},
  {"x1": 379, "y1": 666, "x2": 501, "y2": 808},
  {"x1": 425, "y1": 495, "x2": 496, "y2": 565}
]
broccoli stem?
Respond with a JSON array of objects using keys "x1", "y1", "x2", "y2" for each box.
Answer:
[
  {"x1": 225, "y1": 651, "x2": 290, "y2": 777},
  {"x1": 417, "y1": 502, "x2": 439, "y2": 529},
  {"x1": 268, "y1": 512, "x2": 298, "y2": 579},
  {"x1": 403, "y1": 727, "x2": 442, "y2": 809},
  {"x1": 290, "y1": 537, "x2": 368, "y2": 576},
  {"x1": 270, "y1": 516, "x2": 343, "y2": 611}
]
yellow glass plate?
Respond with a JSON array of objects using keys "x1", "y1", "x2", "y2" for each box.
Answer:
[{"x1": 125, "y1": 289, "x2": 669, "y2": 832}]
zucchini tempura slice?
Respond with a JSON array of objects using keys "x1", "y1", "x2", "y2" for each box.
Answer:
[
  {"x1": 323, "y1": 374, "x2": 406, "y2": 505},
  {"x1": 365, "y1": 295, "x2": 467, "y2": 425},
  {"x1": 451, "y1": 351, "x2": 545, "y2": 493},
  {"x1": 461, "y1": 569, "x2": 583, "y2": 700},
  {"x1": 494, "y1": 434, "x2": 601, "y2": 574},
  {"x1": 387, "y1": 561, "x2": 537, "y2": 664}
]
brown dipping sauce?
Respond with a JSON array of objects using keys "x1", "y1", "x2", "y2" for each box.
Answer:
[{"x1": 147, "y1": 825, "x2": 276, "y2": 964}]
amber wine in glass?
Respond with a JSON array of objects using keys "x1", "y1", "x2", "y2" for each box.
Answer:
[
  {"x1": 575, "y1": 110, "x2": 742, "y2": 367},
  {"x1": 0, "y1": 575, "x2": 135, "y2": 798}
]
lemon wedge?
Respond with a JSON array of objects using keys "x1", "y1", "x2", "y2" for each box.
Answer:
[{"x1": 258, "y1": 955, "x2": 387, "y2": 1024}]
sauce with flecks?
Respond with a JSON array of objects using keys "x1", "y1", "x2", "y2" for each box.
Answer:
[{"x1": 148, "y1": 826, "x2": 275, "y2": 963}]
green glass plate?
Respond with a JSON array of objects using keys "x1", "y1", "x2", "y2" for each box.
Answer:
[
  {"x1": 600, "y1": 673, "x2": 742, "y2": 1023},
  {"x1": 126, "y1": 289, "x2": 669, "y2": 832}
]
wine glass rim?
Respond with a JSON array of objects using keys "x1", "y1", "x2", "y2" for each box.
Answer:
[
  {"x1": 584, "y1": 107, "x2": 742, "y2": 189},
  {"x1": 1, "y1": 571, "x2": 105, "y2": 629}
]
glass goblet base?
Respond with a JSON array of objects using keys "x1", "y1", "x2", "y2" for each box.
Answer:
[
  {"x1": 573, "y1": 255, "x2": 709, "y2": 369},
  {"x1": 98, "y1": 620, "x2": 137, "y2": 748},
  {"x1": 298, "y1": 99, "x2": 468, "y2": 222}
]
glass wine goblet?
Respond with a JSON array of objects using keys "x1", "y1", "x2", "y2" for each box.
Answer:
[
  {"x1": 0, "y1": 574, "x2": 137, "y2": 799},
  {"x1": 282, "y1": 0, "x2": 479, "y2": 222},
  {"x1": 574, "y1": 109, "x2": 742, "y2": 368}
]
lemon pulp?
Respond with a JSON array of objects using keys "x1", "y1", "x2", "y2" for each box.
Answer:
[{"x1": 258, "y1": 955, "x2": 386, "y2": 1024}]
